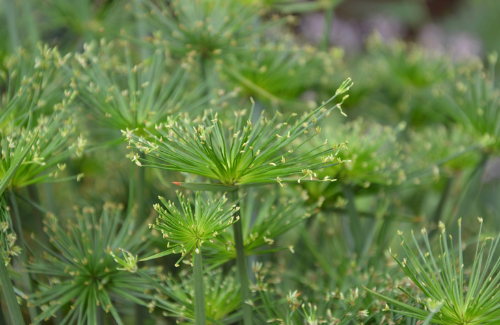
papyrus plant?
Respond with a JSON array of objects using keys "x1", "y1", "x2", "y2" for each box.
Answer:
[
  {"x1": 365, "y1": 218, "x2": 500, "y2": 324},
  {"x1": 126, "y1": 78, "x2": 352, "y2": 188},
  {"x1": 204, "y1": 190, "x2": 313, "y2": 266},
  {"x1": 154, "y1": 267, "x2": 241, "y2": 323},
  {"x1": 1, "y1": 45, "x2": 85, "y2": 188},
  {"x1": 73, "y1": 40, "x2": 209, "y2": 135},
  {"x1": 220, "y1": 40, "x2": 327, "y2": 105},
  {"x1": 140, "y1": 0, "x2": 271, "y2": 60},
  {"x1": 29, "y1": 203, "x2": 155, "y2": 325},
  {"x1": 141, "y1": 191, "x2": 238, "y2": 325},
  {"x1": 125, "y1": 78, "x2": 351, "y2": 324},
  {"x1": 441, "y1": 54, "x2": 500, "y2": 153}
]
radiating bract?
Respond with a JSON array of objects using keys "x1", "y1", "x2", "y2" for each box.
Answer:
[{"x1": 29, "y1": 203, "x2": 155, "y2": 325}]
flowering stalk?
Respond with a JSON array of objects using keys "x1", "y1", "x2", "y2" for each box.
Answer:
[
  {"x1": 365, "y1": 218, "x2": 500, "y2": 324},
  {"x1": 0, "y1": 197, "x2": 25, "y2": 324},
  {"x1": 9, "y1": 188, "x2": 37, "y2": 322},
  {"x1": 230, "y1": 190, "x2": 252, "y2": 325},
  {"x1": 142, "y1": 191, "x2": 237, "y2": 323},
  {"x1": 194, "y1": 250, "x2": 207, "y2": 325}
]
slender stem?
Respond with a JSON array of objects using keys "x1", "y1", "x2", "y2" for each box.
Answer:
[
  {"x1": 229, "y1": 191, "x2": 253, "y2": 325},
  {"x1": 4, "y1": 0, "x2": 19, "y2": 52},
  {"x1": 27, "y1": 186, "x2": 61, "y2": 324},
  {"x1": 193, "y1": 251, "x2": 206, "y2": 325},
  {"x1": 342, "y1": 183, "x2": 363, "y2": 256},
  {"x1": 134, "y1": 154, "x2": 148, "y2": 323},
  {"x1": 134, "y1": 0, "x2": 150, "y2": 60},
  {"x1": 26, "y1": 186, "x2": 46, "y2": 245},
  {"x1": 200, "y1": 56, "x2": 210, "y2": 98},
  {"x1": 20, "y1": 0, "x2": 38, "y2": 52},
  {"x1": 127, "y1": 162, "x2": 135, "y2": 214},
  {"x1": 321, "y1": 6, "x2": 333, "y2": 51},
  {"x1": 429, "y1": 177, "x2": 453, "y2": 239},
  {"x1": 0, "y1": 258, "x2": 25, "y2": 325},
  {"x1": 136, "y1": 153, "x2": 146, "y2": 220},
  {"x1": 96, "y1": 308, "x2": 103, "y2": 325},
  {"x1": 8, "y1": 189, "x2": 36, "y2": 323},
  {"x1": 448, "y1": 153, "x2": 488, "y2": 228}
]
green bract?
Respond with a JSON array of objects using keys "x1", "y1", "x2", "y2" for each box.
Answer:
[
  {"x1": 403, "y1": 124, "x2": 481, "y2": 183},
  {"x1": 205, "y1": 191, "x2": 311, "y2": 265},
  {"x1": 29, "y1": 203, "x2": 154, "y2": 325},
  {"x1": 221, "y1": 40, "x2": 331, "y2": 104},
  {"x1": 126, "y1": 79, "x2": 351, "y2": 187},
  {"x1": 0, "y1": 197, "x2": 21, "y2": 266},
  {"x1": 1, "y1": 45, "x2": 85, "y2": 188},
  {"x1": 0, "y1": 45, "x2": 72, "y2": 121},
  {"x1": 441, "y1": 57, "x2": 500, "y2": 153},
  {"x1": 73, "y1": 40, "x2": 209, "y2": 134},
  {"x1": 366, "y1": 219, "x2": 500, "y2": 325},
  {"x1": 318, "y1": 118, "x2": 406, "y2": 187},
  {"x1": 141, "y1": 0, "x2": 270, "y2": 59},
  {"x1": 143, "y1": 191, "x2": 238, "y2": 265},
  {"x1": 155, "y1": 268, "x2": 241, "y2": 323},
  {"x1": 37, "y1": 0, "x2": 131, "y2": 50}
]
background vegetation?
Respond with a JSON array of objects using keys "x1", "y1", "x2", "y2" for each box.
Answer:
[{"x1": 1, "y1": 0, "x2": 500, "y2": 324}]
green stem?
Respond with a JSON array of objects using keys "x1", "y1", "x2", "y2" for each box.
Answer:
[
  {"x1": 200, "y1": 56, "x2": 209, "y2": 97},
  {"x1": 448, "y1": 153, "x2": 488, "y2": 228},
  {"x1": 230, "y1": 191, "x2": 252, "y2": 325},
  {"x1": 342, "y1": 183, "x2": 363, "y2": 256},
  {"x1": 27, "y1": 185, "x2": 61, "y2": 324},
  {"x1": 26, "y1": 186, "x2": 46, "y2": 245},
  {"x1": 134, "y1": 155, "x2": 148, "y2": 323},
  {"x1": 321, "y1": 6, "x2": 333, "y2": 51},
  {"x1": 429, "y1": 177, "x2": 453, "y2": 239},
  {"x1": 136, "y1": 153, "x2": 146, "y2": 219},
  {"x1": 96, "y1": 308, "x2": 103, "y2": 325},
  {"x1": 193, "y1": 251, "x2": 206, "y2": 325},
  {"x1": 0, "y1": 261, "x2": 24, "y2": 325},
  {"x1": 4, "y1": 0, "x2": 19, "y2": 52},
  {"x1": 20, "y1": 0, "x2": 38, "y2": 52},
  {"x1": 8, "y1": 189, "x2": 36, "y2": 323},
  {"x1": 134, "y1": 0, "x2": 150, "y2": 60}
]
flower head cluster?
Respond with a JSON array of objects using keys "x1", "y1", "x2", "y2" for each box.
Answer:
[
  {"x1": 0, "y1": 198, "x2": 21, "y2": 266},
  {"x1": 73, "y1": 40, "x2": 209, "y2": 134},
  {"x1": 141, "y1": 0, "x2": 270, "y2": 59},
  {"x1": 1, "y1": 113, "x2": 85, "y2": 188},
  {"x1": 367, "y1": 34, "x2": 453, "y2": 89},
  {"x1": 252, "y1": 262, "x2": 363, "y2": 324},
  {"x1": 144, "y1": 191, "x2": 238, "y2": 266},
  {"x1": 29, "y1": 203, "x2": 154, "y2": 324},
  {"x1": 221, "y1": 39, "x2": 327, "y2": 104},
  {"x1": 205, "y1": 191, "x2": 312, "y2": 265},
  {"x1": 127, "y1": 78, "x2": 352, "y2": 187},
  {"x1": 39, "y1": 0, "x2": 131, "y2": 47},
  {"x1": 318, "y1": 118, "x2": 406, "y2": 188},
  {"x1": 366, "y1": 218, "x2": 500, "y2": 325},
  {"x1": 1, "y1": 45, "x2": 72, "y2": 120},
  {"x1": 155, "y1": 267, "x2": 241, "y2": 322},
  {"x1": 1, "y1": 46, "x2": 84, "y2": 188},
  {"x1": 440, "y1": 55, "x2": 500, "y2": 153},
  {"x1": 403, "y1": 124, "x2": 481, "y2": 183}
]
